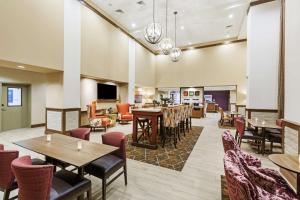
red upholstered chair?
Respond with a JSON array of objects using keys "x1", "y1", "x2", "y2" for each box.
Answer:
[
  {"x1": 116, "y1": 103, "x2": 133, "y2": 123},
  {"x1": 70, "y1": 128, "x2": 91, "y2": 141},
  {"x1": 88, "y1": 101, "x2": 112, "y2": 132},
  {"x1": 222, "y1": 131, "x2": 261, "y2": 168},
  {"x1": 11, "y1": 156, "x2": 92, "y2": 200},
  {"x1": 85, "y1": 132, "x2": 127, "y2": 200},
  {"x1": 0, "y1": 148, "x2": 19, "y2": 200},
  {"x1": 224, "y1": 150, "x2": 298, "y2": 200}
]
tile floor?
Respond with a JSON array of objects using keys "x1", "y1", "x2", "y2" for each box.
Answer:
[{"x1": 0, "y1": 113, "x2": 278, "y2": 200}]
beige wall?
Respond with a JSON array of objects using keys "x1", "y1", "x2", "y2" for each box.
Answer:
[
  {"x1": 81, "y1": 5, "x2": 129, "y2": 82},
  {"x1": 156, "y1": 42, "x2": 247, "y2": 104},
  {"x1": 0, "y1": 0, "x2": 64, "y2": 70},
  {"x1": 0, "y1": 67, "x2": 47, "y2": 125},
  {"x1": 135, "y1": 43, "x2": 156, "y2": 87},
  {"x1": 46, "y1": 72, "x2": 64, "y2": 108}
]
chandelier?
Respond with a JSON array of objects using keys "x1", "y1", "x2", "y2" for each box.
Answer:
[
  {"x1": 144, "y1": 0, "x2": 162, "y2": 44},
  {"x1": 170, "y1": 11, "x2": 182, "y2": 62},
  {"x1": 159, "y1": 0, "x2": 174, "y2": 55}
]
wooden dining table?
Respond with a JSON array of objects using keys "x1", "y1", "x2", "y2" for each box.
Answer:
[
  {"x1": 14, "y1": 133, "x2": 118, "y2": 177},
  {"x1": 247, "y1": 118, "x2": 282, "y2": 155},
  {"x1": 269, "y1": 154, "x2": 300, "y2": 198}
]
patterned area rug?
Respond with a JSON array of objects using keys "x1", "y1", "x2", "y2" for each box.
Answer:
[
  {"x1": 125, "y1": 126, "x2": 203, "y2": 171},
  {"x1": 221, "y1": 175, "x2": 230, "y2": 200}
]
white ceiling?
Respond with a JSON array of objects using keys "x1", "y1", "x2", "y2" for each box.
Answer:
[{"x1": 91, "y1": 0, "x2": 250, "y2": 51}]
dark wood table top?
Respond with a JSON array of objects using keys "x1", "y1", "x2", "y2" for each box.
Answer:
[
  {"x1": 269, "y1": 154, "x2": 300, "y2": 174},
  {"x1": 14, "y1": 134, "x2": 118, "y2": 167},
  {"x1": 247, "y1": 119, "x2": 282, "y2": 129}
]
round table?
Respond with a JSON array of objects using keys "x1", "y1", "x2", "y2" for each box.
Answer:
[{"x1": 269, "y1": 154, "x2": 300, "y2": 197}]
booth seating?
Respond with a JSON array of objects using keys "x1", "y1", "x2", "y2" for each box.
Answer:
[{"x1": 222, "y1": 131, "x2": 297, "y2": 200}]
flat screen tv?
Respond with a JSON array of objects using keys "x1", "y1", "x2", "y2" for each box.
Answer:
[{"x1": 97, "y1": 83, "x2": 117, "y2": 100}]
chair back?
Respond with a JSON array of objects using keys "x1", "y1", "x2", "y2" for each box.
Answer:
[
  {"x1": 224, "y1": 151, "x2": 257, "y2": 200},
  {"x1": 102, "y1": 132, "x2": 126, "y2": 161},
  {"x1": 222, "y1": 131, "x2": 239, "y2": 153},
  {"x1": 11, "y1": 156, "x2": 54, "y2": 200},
  {"x1": 0, "y1": 148, "x2": 19, "y2": 189},
  {"x1": 220, "y1": 108, "x2": 224, "y2": 120},
  {"x1": 236, "y1": 119, "x2": 245, "y2": 138},
  {"x1": 116, "y1": 103, "x2": 130, "y2": 115},
  {"x1": 0, "y1": 144, "x2": 3, "y2": 150},
  {"x1": 276, "y1": 119, "x2": 284, "y2": 127},
  {"x1": 70, "y1": 128, "x2": 91, "y2": 141},
  {"x1": 91, "y1": 101, "x2": 97, "y2": 118}
]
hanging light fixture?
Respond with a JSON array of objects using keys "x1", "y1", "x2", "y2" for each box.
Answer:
[
  {"x1": 144, "y1": 0, "x2": 162, "y2": 44},
  {"x1": 159, "y1": 0, "x2": 174, "y2": 55},
  {"x1": 170, "y1": 11, "x2": 182, "y2": 62}
]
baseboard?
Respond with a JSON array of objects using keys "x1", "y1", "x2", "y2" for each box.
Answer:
[{"x1": 31, "y1": 123, "x2": 46, "y2": 128}]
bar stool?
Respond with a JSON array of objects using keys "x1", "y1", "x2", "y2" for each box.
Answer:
[{"x1": 161, "y1": 108, "x2": 178, "y2": 148}]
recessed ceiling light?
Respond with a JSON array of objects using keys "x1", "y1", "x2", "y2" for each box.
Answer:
[
  {"x1": 188, "y1": 42, "x2": 192, "y2": 45},
  {"x1": 226, "y1": 34, "x2": 230, "y2": 38},
  {"x1": 229, "y1": 14, "x2": 234, "y2": 19},
  {"x1": 180, "y1": 25, "x2": 185, "y2": 30},
  {"x1": 131, "y1": 23, "x2": 136, "y2": 28},
  {"x1": 17, "y1": 65, "x2": 25, "y2": 69}
]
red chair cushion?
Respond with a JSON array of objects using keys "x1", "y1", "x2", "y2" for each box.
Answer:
[{"x1": 121, "y1": 114, "x2": 133, "y2": 120}]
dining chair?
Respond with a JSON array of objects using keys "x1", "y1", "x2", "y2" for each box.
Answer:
[
  {"x1": 236, "y1": 119, "x2": 264, "y2": 152},
  {"x1": 0, "y1": 148, "x2": 19, "y2": 200},
  {"x1": 85, "y1": 132, "x2": 127, "y2": 200},
  {"x1": 11, "y1": 156, "x2": 92, "y2": 200},
  {"x1": 219, "y1": 108, "x2": 232, "y2": 126},
  {"x1": 161, "y1": 108, "x2": 179, "y2": 148},
  {"x1": 265, "y1": 119, "x2": 284, "y2": 153},
  {"x1": 70, "y1": 128, "x2": 91, "y2": 141}
]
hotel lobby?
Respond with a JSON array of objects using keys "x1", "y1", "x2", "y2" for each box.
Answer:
[{"x1": 1, "y1": 0, "x2": 300, "y2": 199}]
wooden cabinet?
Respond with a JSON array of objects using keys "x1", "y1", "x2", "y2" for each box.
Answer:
[
  {"x1": 206, "y1": 103, "x2": 218, "y2": 112},
  {"x1": 192, "y1": 107, "x2": 204, "y2": 118}
]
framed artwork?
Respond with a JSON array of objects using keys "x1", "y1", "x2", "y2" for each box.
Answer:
[
  {"x1": 189, "y1": 91, "x2": 194, "y2": 96},
  {"x1": 183, "y1": 91, "x2": 188, "y2": 96},
  {"x1": 195, "y1": 91, "x2": 200, "y2": 96}
]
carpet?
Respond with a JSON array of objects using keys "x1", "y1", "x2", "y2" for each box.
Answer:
[
  {"x1": 125, "y1": 126, "x2": 203, "y2": 171},
  {"x1": 221, "y1": 175, "x2": 230, "y2": 200}
]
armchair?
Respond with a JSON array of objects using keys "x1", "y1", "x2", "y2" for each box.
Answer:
[
  {"x1": 87, "y1": 101, "x2": 112, "y2": 132},
  {"x1": 116, "y1": 103, "x2": 133, "y2": 124}
]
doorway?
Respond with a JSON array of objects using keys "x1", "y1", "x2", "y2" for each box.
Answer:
[{"x1": 1, "y1": 84, "x2": 30, "y2": 131}]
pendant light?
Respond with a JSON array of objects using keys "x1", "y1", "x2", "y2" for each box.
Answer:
[
  {"x1": 170, "y1": 11, "x2": 182, "y2": 62},
  {"x1": 159, "y1": 0, "x2": 174, "y2": 55},
  {"x1": 144, "y1": 0, "x2": 162, "y2": 44}
]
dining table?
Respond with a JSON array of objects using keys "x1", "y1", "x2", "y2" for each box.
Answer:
[
  {"x1": 14, "y1": 133, "x2": 118, "y2": 178},
  {"x1": 227, "y1": 111, "x2": 241, "y2": 126},
  {"x1": 269, "y1": 154, "x2": 300, "y2": 198},
  {"x1": 246, "y1": 118, "x2": 282, "y2": 155}
]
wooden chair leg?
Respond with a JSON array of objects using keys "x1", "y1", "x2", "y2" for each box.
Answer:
[
  {"x1": 235, "y1": 131, "x2": 238, "y2": 141},
  {"x1": 270, "y1": 141, "x2": 273, "y2": 154},
  {"x1": 3, "y1": 189, "x2": 10, "y2": 200},
  {"x1": 87, "y1": 188, "x2": 92, "y2": 200},
  {"x1": 124, "y1": 165, "x2": 128, "y2": 185},
  {"x1": 102, "y1": 177, "x2": 107, "y2": 200}
]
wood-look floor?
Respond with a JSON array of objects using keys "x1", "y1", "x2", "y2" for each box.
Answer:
[{"x1": 0, "y1": 113, "x2": 278, "y2": 200}]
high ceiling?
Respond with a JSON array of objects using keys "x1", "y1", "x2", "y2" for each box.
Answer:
[{"x1": 90, "y1": 0, "x2": 249, "y2": 51}]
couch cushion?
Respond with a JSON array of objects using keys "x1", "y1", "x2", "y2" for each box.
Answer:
[{"x1": 85, "y1": 154, "x2": 124, "y2": 178}]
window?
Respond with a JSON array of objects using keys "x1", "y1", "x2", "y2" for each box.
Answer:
[{"x1": 7, "y1": 87, "x2": 22, "y2": 107}]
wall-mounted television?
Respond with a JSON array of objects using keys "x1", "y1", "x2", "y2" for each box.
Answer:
[{"x1": 97, "y1": 83, "x2": 117, "y2": 100}]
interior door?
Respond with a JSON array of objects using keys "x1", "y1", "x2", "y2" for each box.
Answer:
[{"x1": 1, "y1": 85, "x2": 29, "y2": 131}]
